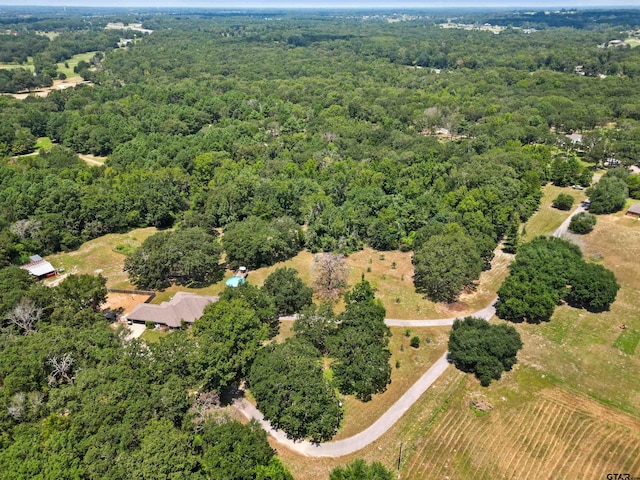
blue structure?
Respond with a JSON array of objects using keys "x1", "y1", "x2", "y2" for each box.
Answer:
[{"x1": 225, "y1": 276, "x2": 246, "y2": 288}]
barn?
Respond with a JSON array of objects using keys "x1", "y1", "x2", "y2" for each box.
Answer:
[{"x1": 20, "y1": 255, "x2": 56, "y2": 280}]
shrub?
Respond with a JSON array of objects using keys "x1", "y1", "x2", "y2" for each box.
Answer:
[
  {"x1": 552, "y1": 193, "x2": 575, "y2": 211},
  {"x1": 569, "y1": 212, "x2": 596, "y2": 234},
  {"x1": 410, "y1": 336, "x2": 420, "y2": 348}
]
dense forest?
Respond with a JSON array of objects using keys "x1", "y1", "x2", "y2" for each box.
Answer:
[{"x1": 1, "y1": 7, "x2": 639, "y2": 479}]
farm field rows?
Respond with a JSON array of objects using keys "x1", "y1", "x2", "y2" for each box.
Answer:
[{"x1": 400, "y1": 368, "x2": 640, "y2": 480}]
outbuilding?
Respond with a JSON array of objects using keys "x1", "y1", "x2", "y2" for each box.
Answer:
[
  {"x1": 626, "y1": 203, "x2": 640, "y2": 219},
  {"x1": 20, "y1": 255, "x2": 56, "y2": 280}
]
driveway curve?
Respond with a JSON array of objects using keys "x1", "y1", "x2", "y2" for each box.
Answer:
[
  {"x1": 238, "y1": 202, "x2": 583, "y2": 457},
  {"x1": 235, "y1": 297, "x2": 497, "y2": 457}
]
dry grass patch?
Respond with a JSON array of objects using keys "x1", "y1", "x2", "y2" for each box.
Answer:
[
  {"x1": 523, "y1": 184, "x2": 587, "y2": 241},
  {"x1": 515, "y1": 206, "x2": 640, "y2": 416},
  {"x1": 333, "y1": 326, "x2": 450, "y2": 440},
  {"x1": 400, "y1": 367, "x2": 640, "y2": 480},
  {"x1": 44, "y1": 227, "x2": 157, "y2": 289},
  {"x1": 103, "y1": 291, "x2": 153, "y2": 315}
]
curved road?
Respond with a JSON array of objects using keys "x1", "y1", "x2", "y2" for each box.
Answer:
[
  {"x1": 235, "y1": 299, "x2": 497, "y2": 457},
  {"x1": 237, "y1": 202, "x2": 584, "y2": 457}
]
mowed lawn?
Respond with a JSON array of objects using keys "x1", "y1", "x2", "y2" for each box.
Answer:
[
  {"x1": 522, "y1": 183, "x2": 587, "y2": 240},
  {"x1": 517, "y1": 207, "x2": 640, "y2": 417}
]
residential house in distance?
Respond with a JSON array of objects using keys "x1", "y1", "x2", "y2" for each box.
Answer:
[
  {"x1": 126, "y1": 292, "x2": 218, "y2": 328},
  {"x1": 626, "y1": 203, "x2": 640, "y2": 219},
  {"x1": 20, "y1": 255, "x2": 56, "y2": 280}
]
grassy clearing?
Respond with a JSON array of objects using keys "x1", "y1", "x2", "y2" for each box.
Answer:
[
  {"x1": 278, "y1": 189, "x2": 640, "y2": 478},
  {"x1": 614, "y1": 329, "x2": 640, "y2": 355},
  {"x1": 56, "y1": 51, "x2": 98, "y2": 78},
  {"x1": 0, "y1": 57, "x2": 34, "y2": 71},
  {"x1": 516, "y1": 209, "x2": 640, "y2": 417},
  {"x1": 625, "y1": 37, "x2": 640, "y2": 48},
  {"x1": 522, "y1": 183, "x2": 587, "y2": 241},
  {"x1": 44, "y1": 227, "x2": 157, "y2": 289},
  {"x1": 77, "y1": 153, "x2": 106, "y2": 166},
  {"x1": 35, "y1": 137, "x2": 53, "y2": 151},
  {"x1": 153, "y1": 245, "x2": 508, "y2": 319},
  {"x1": 139, "y1": 328, "x2": 169, "y2": 343}
]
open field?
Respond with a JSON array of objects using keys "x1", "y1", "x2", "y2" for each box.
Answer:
[
  {"x1": 522, "y1": 183, "x2": 587, "y2": 241},
  {"x1": 35, "y1": 136, "x2": 53, "y2": 151},
  {"x1": 154, "y1": 245, "x2": 511, "y2": 319},
  {"x1": 0, "y1": 56, "x2": 34, "y2": 71},
  {"x1": 56, "y1": 51, "x2": 98, "y2": 77},
  {"x1": 77, "y1": 153, "x2": 107, "y2": 166},
  {"x1": 276, "y1": 189, "x2": 640, "y2": 478},
  {"x1": 0, "y1": 51, "x2": 97, "y2": 77},
  {"x1": 276, "y1": 364, "x2": 640, "y2": 480},
  {"x1": 400, "y1": 367, "x2": 640, "y2": 480},
  {"x1": 44, "y1": 227, "x2": 157, "y2": 289},
  {"x1": 517, "y1": 207, "x2": 640, "y2": 417}
]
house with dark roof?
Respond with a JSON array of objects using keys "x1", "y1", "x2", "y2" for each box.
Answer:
[
  {"x1": 125, "y1": 292, "x2": 218, "y2": 328},
  {"x1": 626, "y1": 203, "x2": 640, "y2": 219},
  {"x1": 20, "y1": 255, "x2": 56, "y2": 280}
]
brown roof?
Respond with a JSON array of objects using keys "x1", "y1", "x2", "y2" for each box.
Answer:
[
  {"x1": 627, "y1": 203, "x2": 640, "y2": 215},
  {"x1": 126, "y1": 292, "x2": 218, "y2": 328}
]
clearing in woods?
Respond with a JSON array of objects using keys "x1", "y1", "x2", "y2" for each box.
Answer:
[
  {"x1": 44, "y1": 227, "x2": 157, "y2": 289},
  {"x1": 274, "y1": 184, "x2": 639, "y2": 478}
]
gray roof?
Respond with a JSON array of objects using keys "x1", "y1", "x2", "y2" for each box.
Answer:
[
  {"x1": 627, "y1": 203, "x2": 640, "y2": 215},
  {"x1": 21, "y1": 256, "x2": 55, "y2": 277},
  {"x1": 126, "y1": 292, "x2": 218, "y2": 328}
]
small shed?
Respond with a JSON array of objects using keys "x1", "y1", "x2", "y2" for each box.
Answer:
[
  {"x1": 20, "y1": 255, "x2": 56, "y2": 280},
  {"x1": 626, "y1": 203, "x2": 640, "y2": 219}
]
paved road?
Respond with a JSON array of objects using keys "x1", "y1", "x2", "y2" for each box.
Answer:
[
  {"x1": 280, "y1": 298, "x2": 497, "y2": 328},
  {"x1": 235, "y1": 352, "x2": 450, "y2": 457},
  {"x1": 553, "y1": 202, "x2": 587, "y2": 239},
  {"x1": 237, "y1": 202, "x2": 584, "y2": 457}
]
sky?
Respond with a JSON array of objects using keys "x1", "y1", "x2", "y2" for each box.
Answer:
[{"x1": 1, "y1": 0, "x2": 638, "y2": 8}]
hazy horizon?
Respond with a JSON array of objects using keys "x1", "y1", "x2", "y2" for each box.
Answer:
[{"x1": 0, "y1": 1, "x2": 638, "y2": 9}]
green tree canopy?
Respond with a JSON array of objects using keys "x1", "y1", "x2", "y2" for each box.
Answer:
[
  {"x1": 193, "y1": 298, "x2": 268, "y2": 391},
  {"x1": 248, "y1": 337, "x2": 342, "y2": 442},
  {"x1": 412, "y1": 228, "x2": 483, "y2": 303},
  {"x1": 199, "y1": 419, "x2": 276, "y2": 480},
  {"x1": 586, "y1": 175, "x2": 629, "y2": 214},
  {"x1": 329, "y1": 280, "x2": 391, "y2": 401},
  {"x1": 220, "y1": 283, "x2": 279, "y2": 338},
  {"x1": 262, "y1": 267, "x2": 313, "y2": 316},
  {"x1": 569, "y1": 212, "x2": 597, "y2": 234},
  {"x1": 125, "y1": 228, "x2": 222, "y2": 290},
  {"x1": 567, "y1": 263, "x2": 620, "y2": 312},
  {"x1": 552, "y1": 193, "x2": 575, "y2": 211},
  {"x1": 222, "y1": 216, "x2": 303, "y2": 270},
  {"x1": 448, "y1": 317, "x2": 523, "y2": 386}
]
